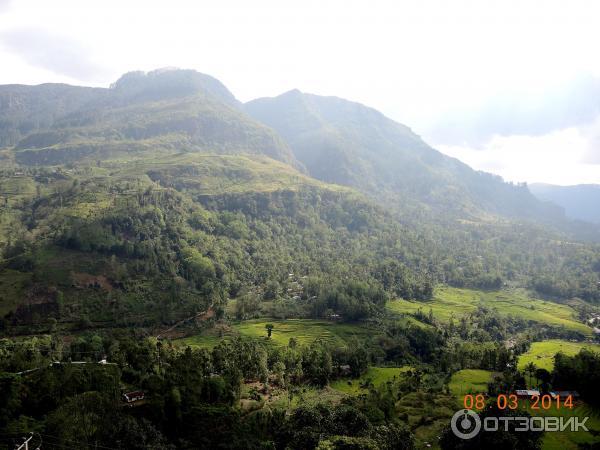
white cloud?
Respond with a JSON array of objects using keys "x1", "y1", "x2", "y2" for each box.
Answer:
[
  {"x1": 0, "y1": 27, "x2": 111, "y2": 82},
  {"x1": 0, "y1": 0, "x2": 599, "y2": 184},
  {"x1": 437, "y1": 126, "x2": 600, "y2": 185}
]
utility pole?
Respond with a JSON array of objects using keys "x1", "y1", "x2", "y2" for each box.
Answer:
[{"x1": 15, "y1": 433, "x2": 33, "y2": 450}]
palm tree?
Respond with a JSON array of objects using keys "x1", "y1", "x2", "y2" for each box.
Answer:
[{"x1": 524, "y1": 362, "x2": 537, "y2": 388}]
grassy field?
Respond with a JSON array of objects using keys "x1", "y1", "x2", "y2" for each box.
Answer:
[
  {"x1": 448, "y1": 369, "x2": 493, "y2": 396},
  {"x1": 387, "y1": 286, "x2": 591, "y2": 335},
  {"x1": 518, "y1": 339, "x2": 600, "y2": 372},
  {"x1": 330, "y1": 366, "x2": 412, "y2": 394},
  {"x1": 118, "y1": 153, "x2": 348, "y2": 196},
  {"x1": 178, "y1": 319, "x2": 371, "y2": 349},
  {"x1": 396, "y1": 315, "x2": 435, "y2": 330},
  {"x1": 521, "y1": 401, "x2": 600, "y2": 450}
]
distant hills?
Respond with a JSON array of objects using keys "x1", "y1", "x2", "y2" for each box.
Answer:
[
  {"x1": 530, "y1": 183, "x2": 600, "y2": 224},
  {"x1": 0, "y1": 68, "x2": 596, "y2": 233},
  {"x1": 0, "y1": 68, "x2": 599, "y2": 330},
  {"x1": 245, "y1": 89, "x2": 565, "y2": 223}
]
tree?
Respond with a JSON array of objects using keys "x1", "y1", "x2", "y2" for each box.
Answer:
[
  {"x1": 524, "y1": 362, "x2": 537, "y2": 388},
  {"x1": 374, "y1": 423, "x2": 415, "y2": 450},
  {"x1": 46, "y1": 392, "x2": 115, "y2": 447},
  {"x1": 265, "y1": 323, "x2": 274, "y2": 338},
  {"x1": 535, "y1": 368, "x2": 551, "y2": 392}
]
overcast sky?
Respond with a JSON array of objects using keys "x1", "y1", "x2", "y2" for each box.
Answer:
[{"x1": 1, "y1": 0, "x2": 599, "y2": 185}]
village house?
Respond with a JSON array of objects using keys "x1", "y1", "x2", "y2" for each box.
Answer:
[
  {"x1": 122, "y1": 390, "x2": 145, "y2": 403},
  {"x1": 515, "y1": 389, "x2": 540, "y2": 399}
]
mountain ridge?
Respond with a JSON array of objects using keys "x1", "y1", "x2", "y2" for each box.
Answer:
[
  {"x1": 0, "y1": 68, "x2": 596, "y2": 238},
  {"x1": 530, "y1": 183, "x2": 600, "y2": 224},
  {"x1": 245, "y1": 89, "x2": 568, "y2": 225},
  {"x1": 1, "y1": 69, "x2": 301, "y2": 169}
]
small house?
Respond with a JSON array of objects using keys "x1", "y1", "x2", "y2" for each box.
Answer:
[
  {"x1": 122, "y1": 391, "x2": 145, "y2": 403},
  {"x1": 550, "y1": 391, "x2": 580, "y2": 399},
  {"x1": 515, "y1": 389, "x2": 540, "y2": 399}
]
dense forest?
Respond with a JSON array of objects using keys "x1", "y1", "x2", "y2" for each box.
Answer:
[{"x1": 0, "y1": 69, "x2": 599, "y2": 449}]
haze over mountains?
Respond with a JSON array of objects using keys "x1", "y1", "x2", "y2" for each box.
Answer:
[
  {"x1": 0, "y1": 68, "x2": 585, "y2": 231},
  {"x1": 1, "y1": 68, "x2": 600, "y2": 449},
  {"x1": 1, "y1": 68, "x2": 598, "y2": 310},
  {"x1": 245, "y1": 89, "x2": 565, "y2": 223},
  {"x1": 530, "y1": 183, "x2": 600, "y2": 224},
  {"x1": 0, "y1": 69, "x2": 297, "y2": 167}
]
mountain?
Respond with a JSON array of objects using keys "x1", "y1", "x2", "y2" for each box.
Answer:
[
  {"x1": 530, "y1": 183, "x2": 600, "y2": 224},
  {"x1": 2, "y1": 69, "x2": 600, "y2": 450},
  {"x1": 1, "y1": 69, "x2": 298, "y2": 168},
  {"x1": 0, "y1": 68, "x2": 598, "y2": 328},
  {"x1": 245, "y1": 90, "x2": 565, "y2": 223},
  {"x1": 0, "y1": 83, "x2": 106, "y2": 147}
]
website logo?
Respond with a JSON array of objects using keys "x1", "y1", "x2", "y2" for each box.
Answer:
[
  {"x1": 450, "y1": 409, "x2": 589, "y2": 439},
  {"x1": 451, "y1": 409, "x2": 481, "y2": 439}
]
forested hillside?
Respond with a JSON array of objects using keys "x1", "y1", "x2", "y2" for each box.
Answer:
[
  {"x1": 3, "y1": 69, "x2": 297, "y2": 168},
  {"x1": 1, "y1": 69, "x2": 600, "y2": 449},
  {"x1": 245, "y1": 90, "x2": 570, "y2": 224},
  {"x1": 0, "y1": 69, "x2": 598, "y2": 334}
]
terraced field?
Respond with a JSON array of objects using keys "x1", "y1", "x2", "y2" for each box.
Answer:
[
  {"x1": 387, "y1": 286, "x2": 591, "y2": 335},
  {"x1": 518, "y1": 339, "x2": 600, "y2": 371},
  {"x1": 448, "y1": 369, "x2": 493, "y2": 396},
  {"x1": 177, "y1": 319, "x2": 371, "y2": 348}
]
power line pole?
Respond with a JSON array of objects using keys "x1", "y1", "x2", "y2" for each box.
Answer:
[{"x1": 15, "y1": 433, "x2": 33, "y2": 450}]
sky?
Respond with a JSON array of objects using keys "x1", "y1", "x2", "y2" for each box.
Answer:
[{"x1": 0, "y1": 0, "x2": 599, "y2": 185}]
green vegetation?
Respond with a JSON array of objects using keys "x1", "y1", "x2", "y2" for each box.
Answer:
[
  {"x1": 518, "y1": 340, "x2": 600, "y2": 371},
  {"x1": 388, "y1": 286, "x2": 591, "y2": 335},
  {"x1": 1, "y1": 68, "x2": 600, "y2": 449},
  {"x1": 397, "y1": 392, "x2": 457, "y2": 446},
  {"x1": 235, "y1": 319, "x2": 370, "y2": 346},
  {"x1": 523, "y1": 402, "x2": 600, "y2": 450},
  {"x1": 179, "y1": 319, "x2": 370, "y2": 348},
  {"x1": 245, "y1": 89, "x2": 572, "y2": 231},
  {"x1": 330, "y1": 366, "x2": 412, "y2": 394},
  {"x1": 0, "y1": 270, "x2": 32, "y2": 316},
  {"x1": 448, "y1": 369, "x2": 493, "y2": 396}
]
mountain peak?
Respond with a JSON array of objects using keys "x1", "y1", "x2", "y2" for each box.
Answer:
[
  {"x1": 281, "y1": 88, "x2": 303, "y2": 96},
  {"x1": 246, "y1": 90, "x2": 568, "y2": 223},
  {"x1": 110, "y1": 68, "x2": 239, "y2": 106}
]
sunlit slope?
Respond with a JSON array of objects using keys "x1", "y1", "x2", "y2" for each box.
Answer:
[
  {"x1": 246, "y1": 90, "x2": 566, "y2": 223},
  {"x1": 177, "y1": 319, "x2": 371, "y2": 348},
  {"x1": 130, "y1": 153, "x2": 348, "y2": 196},
  {"x1": 518, "y1": 340, "x2": 600, "y2": 371},
  {"x1": 387, "y1": 286, "x2": 591, "y2": 335}
]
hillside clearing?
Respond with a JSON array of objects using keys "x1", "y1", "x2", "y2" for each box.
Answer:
[
  {"x1": 518, "y1": 339, "x2": 600, "y2": 372},
  {"x1": 177, "y1": 319, "x2": 371, "y2": 349},
  {"x1": 387, "y1": 286, "x2": 591, "y2": 335},
  {"x1": 330, "y1": 366, "x2": 412, "y2": 394},
  {"x1": 448, "y1": 369, "x2": 493, "y2": 396}
]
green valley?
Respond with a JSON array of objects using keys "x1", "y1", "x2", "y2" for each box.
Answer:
[{"x1": 0, "y1": 67, "x2": 599, "y2": 450}]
